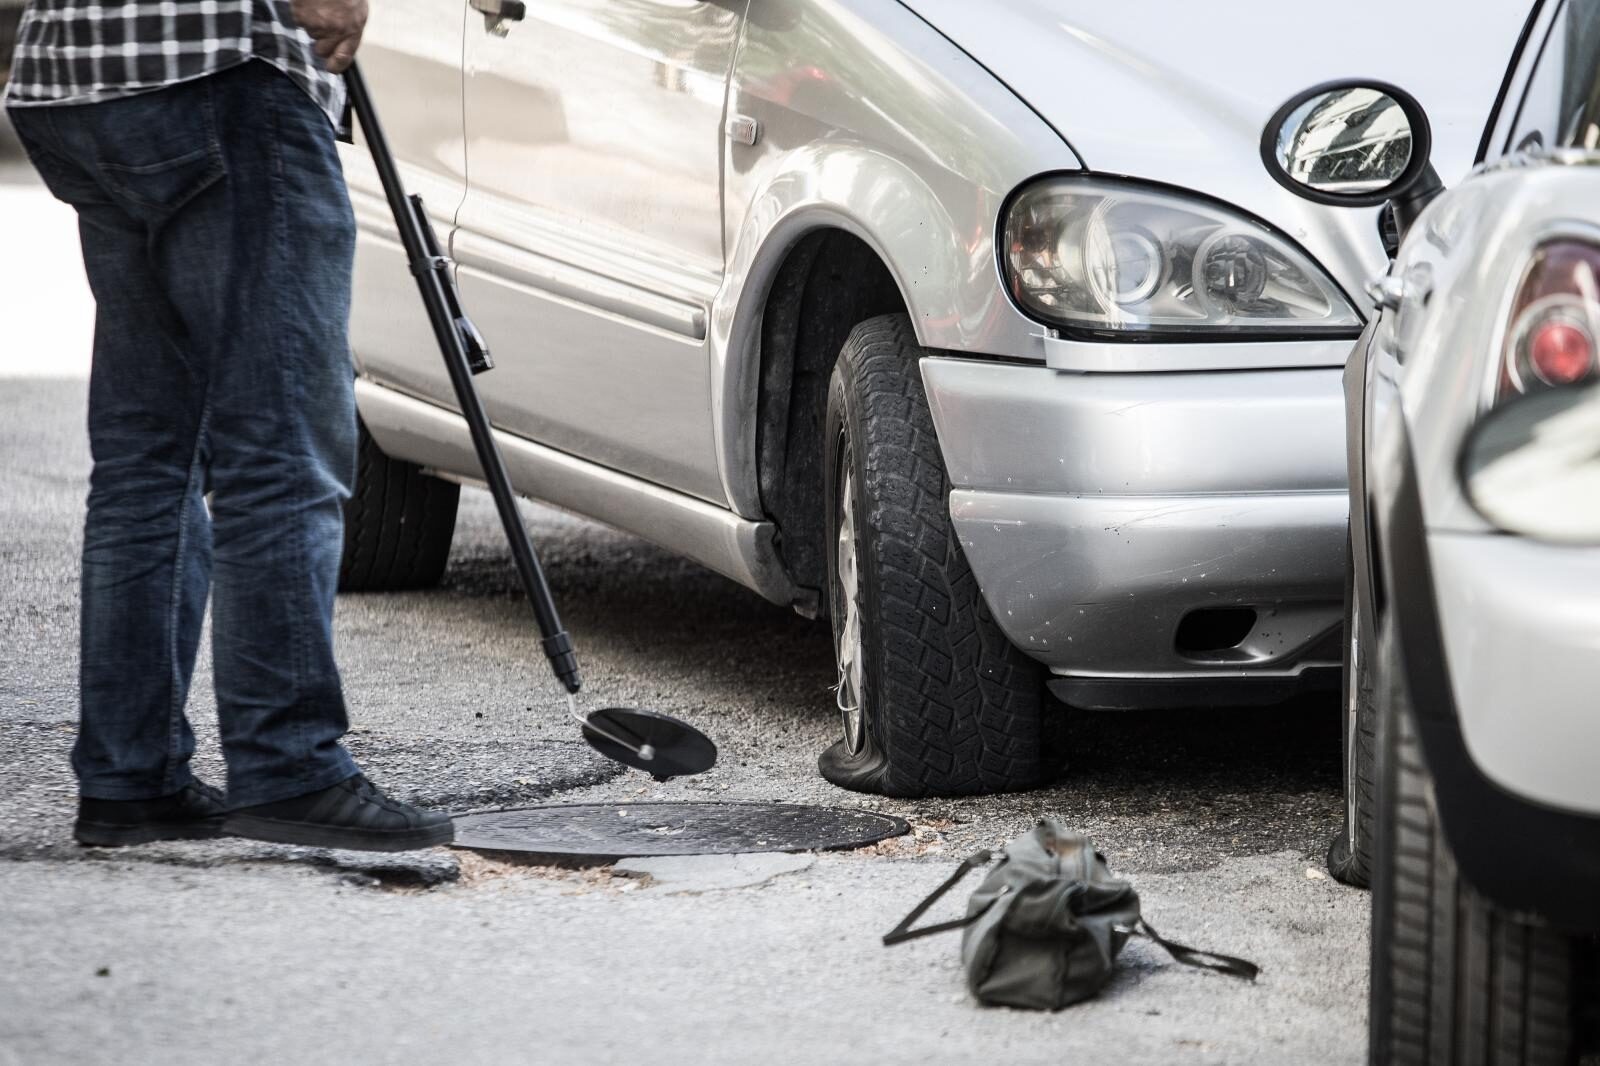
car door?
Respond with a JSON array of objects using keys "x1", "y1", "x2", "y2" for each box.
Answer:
[
  {"x1": 453, "y1": 0, "x2": 747, "y2": 504},
  {"x1": 343, "y1": 1, "x2": 469, "y2": 402}
]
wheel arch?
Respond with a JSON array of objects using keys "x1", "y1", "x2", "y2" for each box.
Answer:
[
  {"x1": 733, "y1": 220, "x2": 910, "y2": 611},
  {"x1": 712, "y1": 0, "x2": 1083, "y2": 524},
  {"x1": 710, "y1": 162, "x2": 952, "y2": 526}
]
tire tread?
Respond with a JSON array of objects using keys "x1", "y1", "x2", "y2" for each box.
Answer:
[
  {"x1": 1370, "y1": 627, "x2": 1578, "y2": 1066},
  {"x1": 339, "y1": 422, "x2": 459, "y2": 592},
  {"x1": 835, "y1": 315, "x2": 1044, "y2": 796}
]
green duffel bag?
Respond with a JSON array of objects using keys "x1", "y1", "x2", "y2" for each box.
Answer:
[{"x1": 883, "y1": 818, "x2": 1259, "y2": 1010}]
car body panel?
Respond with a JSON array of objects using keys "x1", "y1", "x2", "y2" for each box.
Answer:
[
  {"x1": 1395, "y1": 167, "x2": 1600, "y2": 533},
  {"x1": 341, "y1": 2, "x2": 469, "y2": 398},
  {"x1": 344, "y1": 0, "x2": 1513, "y2": 702},
  {"x1": 1428, "y1": 532, "x2": 1600, "y2": 816},
  {"x1": 355, "y1": 379, "x2": 800, "y2": 604},
  {"x1": 712, "y1": 0, "x2": 1083, "y2": 516},
  {"x1": 894, "y1": 0, "x2": 1530, "y2": 319},
  {"x1": 926, "y1": 357, "x2": 1345, "y2": 679},
  {"x1": 924, "y1": 359, "x2": 1346, "y2": 496},
  {"x1": 1343, "y1": 317, "x2": 1379, "y2": 618},
  {"x1": 1360, "y1": 159, "x2": 1600, "y2": 814},
  {"x1": 1373, "y1": 414, "x2": 1600, "y2": 930},
  {"x1": 949, "y1": 488, "x2": 1344, "y2": 678},
  {"x1": 446, "y1": 0, "x2": 745, "y2": 502}
]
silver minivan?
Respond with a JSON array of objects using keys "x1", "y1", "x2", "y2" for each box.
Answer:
[{"x1": 340, "y1": 1, "x2": 1524, "y2": 795}]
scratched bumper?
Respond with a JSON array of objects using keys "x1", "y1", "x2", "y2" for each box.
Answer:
[{"x1": 921, "y1": 357, "x2": 1348, "y2": 681}]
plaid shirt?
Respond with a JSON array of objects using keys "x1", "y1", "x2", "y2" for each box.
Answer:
[{"x1": 3, "y1": 0, "x2": 345, "y2": 127}]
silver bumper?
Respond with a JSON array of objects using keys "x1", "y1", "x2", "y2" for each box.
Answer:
[
  {"x1": 921, "y1": 356, "x2": 1348, "y2": 695},
  {"x1": 1430, "y1": 532, "x2": 1600, "y2": 818}
]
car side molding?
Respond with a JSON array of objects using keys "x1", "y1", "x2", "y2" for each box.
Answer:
[{"x1": 353, "y1": 378, "x2": 815, "y2": 616}]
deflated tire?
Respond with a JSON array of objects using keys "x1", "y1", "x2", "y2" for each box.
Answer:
[{"x1": 819, "y1": 314, "x2": 1048, "y2": 797}]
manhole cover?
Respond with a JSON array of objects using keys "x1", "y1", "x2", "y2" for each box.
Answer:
[{"x1": 451, "y1": 801, "x2": 909, "y2": 860}]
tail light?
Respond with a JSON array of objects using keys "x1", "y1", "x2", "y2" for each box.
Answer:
[{"x1": 1498, "y1": 240, "x2": 1600, "y2": 400}]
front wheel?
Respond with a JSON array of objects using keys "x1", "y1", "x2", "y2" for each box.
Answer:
[{"x1": 818, "y1": 315, "x2": 1047, "y2": 797}]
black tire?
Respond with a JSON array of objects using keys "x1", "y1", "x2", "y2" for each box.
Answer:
[
  {"x1": 817, "y1": 314, "x2": 1046, "y2": 797},
  {"x1": 1369, "y1": 619, "x2": 1581, "y2": 1065},
  {"x1": 339, "y1": 420, "x2": 460, "y2": 591},
  {"x1": 1328, "y1": 542, "x2": 1378, "y2": 888}
]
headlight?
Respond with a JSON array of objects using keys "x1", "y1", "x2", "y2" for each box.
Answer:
[{"x1": 1003, "y1": 177, "x2": 1362, "y2": 339}]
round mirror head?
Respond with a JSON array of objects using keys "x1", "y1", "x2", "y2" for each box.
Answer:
[
  {"x1": 1262, "y1": 80, "x2": 1432, "y2": 207},
  {"x1": 1462, "y1": 383, "x2": 1600, "y2": 545},
  {"x1": 582, "y1": 707, "x2": 719, "y2": 781}
]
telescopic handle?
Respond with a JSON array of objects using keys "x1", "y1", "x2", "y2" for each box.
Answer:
[{"x1": 345, "y1": 63, "x2": 583, "y2": 694}]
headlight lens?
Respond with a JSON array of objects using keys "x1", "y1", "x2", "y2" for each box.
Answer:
[{"x1": 1003, "y1": 177, "x2": 1361, "y2": 338}]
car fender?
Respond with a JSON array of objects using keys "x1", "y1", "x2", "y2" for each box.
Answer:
[{"x1": 711, "y1": 0, "x2": 1082, "y2": 517}]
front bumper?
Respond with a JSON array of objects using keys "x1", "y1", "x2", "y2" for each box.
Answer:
[{"x1": 921, "y1": 356, "x2": 1348, "y2": 705}]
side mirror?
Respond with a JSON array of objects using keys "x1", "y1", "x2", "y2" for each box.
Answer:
[
  {"x1": 1261, "y1": 80, "x2": 1442, "y2": 237},
  {"x1": 1461, "y1": 383, "x2": 1600, "y2": 545}
]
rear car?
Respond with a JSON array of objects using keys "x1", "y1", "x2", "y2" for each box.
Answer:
[{"x1": 1266, "y1": 1, "x2": 1600, "y2": 1058}]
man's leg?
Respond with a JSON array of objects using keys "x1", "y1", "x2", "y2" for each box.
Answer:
[
  {"x1": 14, "y1": 63, "x2": 449, "y2": 850},
  {"x1": 7, "y1": 103, "x2": 217, "y2": 807},
  {"x1": 202, "y1": 64, "x2": 449, "y2": 850},
  {"x1": 185, "y1": 63, "x2": 362, "y2": 807}
]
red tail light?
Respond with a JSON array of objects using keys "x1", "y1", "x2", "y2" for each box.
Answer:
[
  {"x1": 1499, "y1": 240, "x2": 1600, "y2": 400},
  {"x1": 1527, "y1": 319, "x2": 1594, "y2": 385}
]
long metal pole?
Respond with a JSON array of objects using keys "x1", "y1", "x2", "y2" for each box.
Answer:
[{"x1": 344, "y1": 62, "x2": 582, "y2": 694}]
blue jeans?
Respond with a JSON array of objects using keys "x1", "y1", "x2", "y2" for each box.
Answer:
[{"x1": 9, "y1": 61, "x2": 361, "y2": 807}]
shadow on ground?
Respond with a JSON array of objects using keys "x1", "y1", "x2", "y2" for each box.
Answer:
[{"x1": 436, "y1": 489, "x2": 1344, "y2": 871}]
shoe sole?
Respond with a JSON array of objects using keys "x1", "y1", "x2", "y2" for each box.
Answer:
[
  {"x1": 222, "y1": 813, "x2": 455, "y2": 853},
  {"x1": 74, "y1": 817, "x2": 226, "y2": 848}
]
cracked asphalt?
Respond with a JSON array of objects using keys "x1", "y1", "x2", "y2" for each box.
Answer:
[{"x1": 0, "y1": 137, "x2": 1371, "y2": 1065}]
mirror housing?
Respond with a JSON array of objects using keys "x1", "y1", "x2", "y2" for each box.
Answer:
[
  {"x1": 1261, "y1": 79, "x2": 1443, "y2": 240},
  {"x1": 1461, "y1": 382, "x2": 1600, "y2": 546}
]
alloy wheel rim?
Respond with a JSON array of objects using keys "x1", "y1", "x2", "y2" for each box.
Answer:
[{"x1": 835, "y1": 467, "x2": 866, "y2": 754}]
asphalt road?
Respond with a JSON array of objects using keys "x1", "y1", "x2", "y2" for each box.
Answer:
[{"x1": 0, "y1": 142, "x2": 1370, "y2": 1064}]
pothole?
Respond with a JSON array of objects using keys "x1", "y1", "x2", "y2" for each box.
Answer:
[{"x1": 326, "y1": 734, "x2": 623, "y2": 811}]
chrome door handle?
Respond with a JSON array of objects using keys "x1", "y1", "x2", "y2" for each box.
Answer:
[{"x1": 470, "y1": 0, "x2": 525, "y2": 34}]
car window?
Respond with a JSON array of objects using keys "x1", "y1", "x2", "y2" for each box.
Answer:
[{"x1": 1505, "y1": 0, "x2": 1600, "y2": 153}]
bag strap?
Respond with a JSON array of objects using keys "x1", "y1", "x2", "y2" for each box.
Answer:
[
  {"x1": 1120, "y1": 919, "x2": 1260, "y2": 981},
  {"x1": 882, "y1": 850, "x2": 994, "y2": 946}
]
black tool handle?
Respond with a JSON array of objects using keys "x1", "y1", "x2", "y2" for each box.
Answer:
[{"x1": 345, "y1": 63, "x2": 583, "y2": 694}]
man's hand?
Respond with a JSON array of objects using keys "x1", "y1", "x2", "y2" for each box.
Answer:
[{"x1": 290, "y1": 0, "x2": 368, "y2": 74}]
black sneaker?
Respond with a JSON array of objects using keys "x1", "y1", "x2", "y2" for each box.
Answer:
[
  {"x1": 75, "y1": 780, "x2": 228, "y2": 847},
  {"x1": 222, "y1": 774, "x2": 453, "y2": 852}
]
